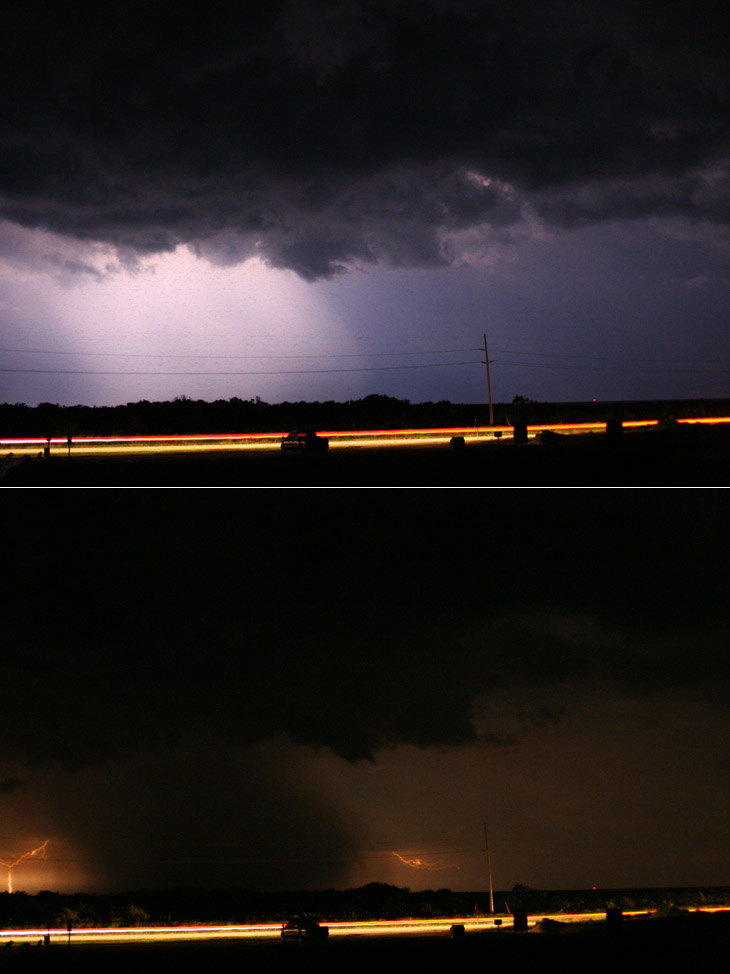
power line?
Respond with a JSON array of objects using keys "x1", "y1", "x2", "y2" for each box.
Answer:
[
  {"x1": 1, "y1": 340, "x2": 725, "y2": 377},
  {"x1": 0, "y1": 361, "x2": 482, "y2": 377},
  {"x1": 2, "y1": 343, "x2": 722, "y2": 369},
  {"x1": 2, "y1": 360, "x2": 723, "y2": 378},
  {"x1": 35, "y1": 848, "x2": 473, "y2": 865},
  {"x1": 0, "y1": 347, "x2": 478, "y2": 360},
  {"x1": 492, "y1": 348, "x2": 723, "y2": 367},
  {"x1": 492, "y1": 359, "x2": 727, "y2": 376}
]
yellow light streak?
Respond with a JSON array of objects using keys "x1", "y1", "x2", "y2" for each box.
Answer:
[
  {"x1": 4, "y1": 909, "x2": 728, "y2": 945},
  {"x1": 2, "y1": 415, "x2": 729, "y2": 458}
]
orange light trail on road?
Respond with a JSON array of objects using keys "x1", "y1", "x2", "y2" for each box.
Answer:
[
  {"x1": 3, "y1": 908, "x2": 729, "y2": 945},
  {"x1": 2, "y1": 416, "x2": 729, "y2": 451}
]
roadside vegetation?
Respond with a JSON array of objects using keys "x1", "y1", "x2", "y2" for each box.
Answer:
[{"x1": 2, "y1": 395, "x2": 729, "y2": 439}]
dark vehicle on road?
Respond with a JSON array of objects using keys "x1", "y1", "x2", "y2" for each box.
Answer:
[
  {"x1": 281, "y1": 918, "x2": 329, "y2": 942},
  {"x1": 280, "y1": 429, "x2": 329, "y2": 454}
]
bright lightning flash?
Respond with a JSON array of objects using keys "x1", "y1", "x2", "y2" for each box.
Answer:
[
  {"x1": 392, "y1": 852, "x2": 459, "y2": 871},
  {"x1": 0, "y1": 841, "x2": 49, "y2": 893}
]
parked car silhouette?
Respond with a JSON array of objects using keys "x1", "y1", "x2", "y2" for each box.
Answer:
[
  {"x1": 281, "y1": 918, "x2": 329, "y2": 941},
  {"x1": 280, "y1": 429, "x2": 329, "y2": 454}
]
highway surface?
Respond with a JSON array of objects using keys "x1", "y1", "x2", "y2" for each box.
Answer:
[
  {"x1": 4, "y1": 910, "x2": 728, "y2": 974},
  {"x1": 3, "y1": 416, "x2": 729, "y2": 459},
  {"x1": 3, "y1": 416, "x2": 729, "y2": 485},
  {"x1": 0, "y1": 912, "x2": 627, "y2": 945},
  {"x1": 13, "y1": 908, "x2": 730, "y2": 945}
]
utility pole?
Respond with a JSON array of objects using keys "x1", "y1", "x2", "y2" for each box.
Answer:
[
  {"x1": 482, "y1": 334, "x2": 494, "y2": 426},
  {"x1": 483, "y1": 822, "x2": 494, "y2": 914}
]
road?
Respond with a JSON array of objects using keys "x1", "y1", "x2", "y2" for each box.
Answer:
[
  {"x1": 0, "y1": 911, "x2": 664, "y2": 945},
  {"x1": 3, "y1": 416, "x2": 729, "y2": 459},
  {"x1": 3, "y1": 417, "x2": 730, "y2": 485},
  {"x1": 5, "y1": 907, "x2": 728, "y2": 944},
  {"x1": 3, "y1": 910, "x2": 729, "y2": 974}
]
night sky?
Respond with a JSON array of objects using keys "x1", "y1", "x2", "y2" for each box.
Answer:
[
  {"x1": 3, "y1": 491, "x2": 729, "y2": 894},
  {"x1": 1, "y1": 1, "x2": 729, "y2": 408}
]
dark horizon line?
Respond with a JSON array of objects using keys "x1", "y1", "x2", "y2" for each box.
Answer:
[
  {"x1": 4, "y1": 394, "x2": 730, "y2": 411},
  {"x1": 5, "y1": 883, "x2": 730, "y2": 897}
]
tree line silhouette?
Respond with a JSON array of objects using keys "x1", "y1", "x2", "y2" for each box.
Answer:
[{"x1": 2, "y1": 395, "x2": 728, "y2": 438}]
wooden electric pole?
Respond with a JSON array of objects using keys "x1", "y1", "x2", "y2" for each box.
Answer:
[
  {"x1": 482, "y1": 334, "x2": 494, "y2": 426},
  {"x1": 483, "y1": 822, "x2": 494, "y2": 914}
]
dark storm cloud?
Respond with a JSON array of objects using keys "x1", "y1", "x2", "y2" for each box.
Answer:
[
  {"x1": 5, "y1": 491, "x2": 729, "y2": 770},
  {"x1": 0, "y1": 778, "x2": 24, "y2": 795},
  {"x1": 2, "y1": 1, "x2": 730, "y2": 278}
]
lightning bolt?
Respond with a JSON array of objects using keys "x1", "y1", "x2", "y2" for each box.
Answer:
[
  {"x1": 392, "y1": 851, "x2": 459, "y2": 871},
  {"x1": 0, "y1": 841, "x2": 49, "y2": 893}
]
